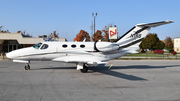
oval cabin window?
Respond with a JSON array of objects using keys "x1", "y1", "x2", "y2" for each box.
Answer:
[
  {"x1": 71, "y1": 44, "x2": 76, "y2": 48},
  {"x1": 62, "y1": 44, "x2": 68, "y2": 48},
  {"x1": 80, "y1": 44, "x2": 85, "y2": 48}
]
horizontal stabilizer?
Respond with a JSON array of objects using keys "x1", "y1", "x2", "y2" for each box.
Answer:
[{"x1": 136, "y1": 20, "x2": 174, "y2": 27}]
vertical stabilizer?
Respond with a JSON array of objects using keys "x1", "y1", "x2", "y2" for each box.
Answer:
[{"x1": 115, "y1": 20, "x2": 174, "y2": 49}]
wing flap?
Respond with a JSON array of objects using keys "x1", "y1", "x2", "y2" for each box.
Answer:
[{"x1": 52, "y1": 56, "x2": 107, "y2": 65}]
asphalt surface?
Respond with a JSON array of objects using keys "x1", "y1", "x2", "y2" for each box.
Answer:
[{"x1": 0, "y1": 60, "x2": 180, "y2": 101}]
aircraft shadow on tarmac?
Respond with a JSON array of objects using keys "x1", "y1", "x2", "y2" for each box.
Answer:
[{"x1": 39, "y1": 64, "x2": 180, "y2": 81}]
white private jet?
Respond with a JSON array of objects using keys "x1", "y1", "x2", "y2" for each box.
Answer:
[{"x1": 6, "y1": 20, "x2": 173, "y2": 73}]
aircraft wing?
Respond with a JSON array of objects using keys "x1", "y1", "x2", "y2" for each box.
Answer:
[{"x1": 52, "y1": 56, "x2": 107, "y2": 65}]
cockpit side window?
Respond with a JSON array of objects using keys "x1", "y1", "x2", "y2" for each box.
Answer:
[
  {"x1": 40, "y1": 44, "x2": 49, "y2": 49},
  {"x1": 33, "y1": 43, "x2": 42, "y2": 49}
]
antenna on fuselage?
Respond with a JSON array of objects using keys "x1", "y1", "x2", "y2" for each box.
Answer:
[{"x1": 83, "y1": 38, "x2": 86, "y2": 42}]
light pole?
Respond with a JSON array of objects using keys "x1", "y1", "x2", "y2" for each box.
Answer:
[{"x1": 92, "y1": 12, "x2": 97, "y2": 41}]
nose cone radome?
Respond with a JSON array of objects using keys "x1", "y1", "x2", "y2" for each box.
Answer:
[{"x1": 6, "y1": 52, "x2": 15, "y2": 59}]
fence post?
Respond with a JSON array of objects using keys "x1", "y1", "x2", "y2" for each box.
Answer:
[
  {"x1": 3, "y1": 51, "x2": 4, "y2": 60},
  {"x1": 146, "y1": 53, "x2": 147, "y2": 59},
  {"x1": 163, "y1": 53, "x2": 164, "y2": 59}
]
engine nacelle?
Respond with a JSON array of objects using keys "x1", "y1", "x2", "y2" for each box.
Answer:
[{"x1": 94, "y1": 42, "x2": 119, "y2": 52}]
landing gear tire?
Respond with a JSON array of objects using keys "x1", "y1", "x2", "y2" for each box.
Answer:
[
  {"x1": 24, "y1": 64, "x2": 30, "y2": 70},
  {"x1": 80, "y1": 64, "x2": 88, "y2": 73}
]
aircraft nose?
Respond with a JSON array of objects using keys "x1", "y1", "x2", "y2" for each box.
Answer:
[{"x1": 6, "y1": 52, "x2": 14, "y2": 59}]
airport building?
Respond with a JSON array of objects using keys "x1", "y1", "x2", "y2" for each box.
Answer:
[
  {"x1": 174, "y1": 37, "x2": 180, "y2": 53},
  {"x1": 0, "y1": 33, "x2": 67, "y2": 53}
]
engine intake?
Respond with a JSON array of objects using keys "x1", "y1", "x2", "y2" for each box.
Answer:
[{"x1": 94, "y1": 42, "x2": 119, "y2": 52}]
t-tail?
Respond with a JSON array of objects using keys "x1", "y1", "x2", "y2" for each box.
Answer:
[{"x1": 115, "y1": 20, "x2": 173, "y2": 53}]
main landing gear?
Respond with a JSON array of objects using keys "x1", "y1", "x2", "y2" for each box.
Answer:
[
  {"x1": 80, "y1": 64, "x2": 88, "y2": 73},
  {"x1": 24, "y1": 64, "x2": 30, "y2": 70}
]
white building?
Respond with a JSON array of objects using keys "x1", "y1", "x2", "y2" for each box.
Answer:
[
  {"x1": 0, "y1": 33, "x2": 67, "y2": 53},
  {"x1": 174, "y1": 37, "x2": 180, "y2": 53}
]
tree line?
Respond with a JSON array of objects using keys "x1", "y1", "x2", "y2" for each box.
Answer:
[
  {"x1": 1, "y1": 26, "x2": 174, "y2": 53},
  {"x1": 139, "y1": 33, "x2": 174, "y2": 53},
  {"x1": 74, "y1": 28, "x2": 174, "y2": 53},
  {"x1": 74, "y1": 24, "x2": 115, "y2": 42},
  {"x1": 74, "y1": 29, "x2": 109, "y2": 42},
  {"x1": 0, "y1": 26, "x2": 59, "y2": 38}
]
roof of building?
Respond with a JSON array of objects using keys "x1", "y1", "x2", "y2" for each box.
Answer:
[
  {"x1": 174, "y1": 37, "x2": 180, "y2": 39},
  {"x1": 21, "y1": 34, "x2": 32, "y2": 37},
  {"x1": 0, "y1": 33, "x2": 67, "y2": 44}
]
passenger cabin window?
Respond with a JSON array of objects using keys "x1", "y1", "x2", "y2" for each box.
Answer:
[
  {"x1": 80, "y1": 44, "x2": 85, "y2": 48},
  {"x1": 71, "y1": 44, "x2": 76, "y2": 48},
  {"x1": 62, "y1": 44, "x2": 67, "y2": 48},
  {"x1": 33, "y1": 43, "x2": 42, "y2": 49},
  {"x1": 41, "y1": 44, "x2": 49, "y2": 49}
]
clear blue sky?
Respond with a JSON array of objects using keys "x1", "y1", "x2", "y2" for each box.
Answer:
[{"x1": 0, "y1": 0, "x2": 179, "y2": 41}]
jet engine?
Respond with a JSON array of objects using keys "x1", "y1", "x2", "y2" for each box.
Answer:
[{"x1": 94, "y1": 42, "x2": 119, "y2": 52}]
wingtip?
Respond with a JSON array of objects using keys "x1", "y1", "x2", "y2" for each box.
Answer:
[{"x1": 166, "y1": 20, "x2": 174, "y2": 23}]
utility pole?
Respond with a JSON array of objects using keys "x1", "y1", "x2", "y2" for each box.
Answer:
[
  {"x1": 90, "y1": 20, "x2": 94, "y2": 37},
  {"x1": 92, "y1": 12, "x2": 97, "y2": 41}
]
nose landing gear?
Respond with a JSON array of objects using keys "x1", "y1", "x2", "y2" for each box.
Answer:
[{"x1": 24, "y1": 64, "x2": 30, "y2": 70}]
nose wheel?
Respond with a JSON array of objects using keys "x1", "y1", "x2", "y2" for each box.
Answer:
[{"x1": 24, "y1": 64, "x2": 30, "y2": 70}]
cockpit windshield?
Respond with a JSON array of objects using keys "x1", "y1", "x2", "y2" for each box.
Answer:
[
  {"x1": 33, "y1": 43, "x2": 42, "y2": 49},
  {"x1": 40, "y1": 44, "x2": 49, "y2": 49}
]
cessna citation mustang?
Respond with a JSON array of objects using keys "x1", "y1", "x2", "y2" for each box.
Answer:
[{"x1": 6, "y1": 20, "x2": 173, "y2": 73}]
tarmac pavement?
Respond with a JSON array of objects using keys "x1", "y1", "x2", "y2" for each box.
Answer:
[{"x1": 0, "y1": 60, "x2": 180, "y2": 101}]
